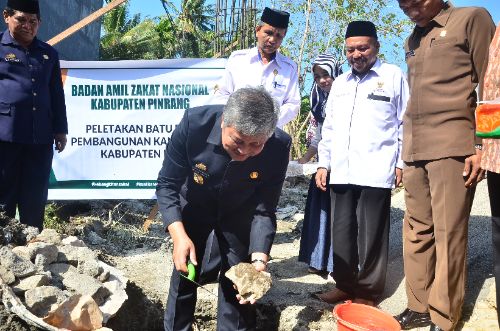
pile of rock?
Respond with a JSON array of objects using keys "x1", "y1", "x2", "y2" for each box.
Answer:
[{"x1": 0, "y1": 219, "x2": 127, "y2": 331}]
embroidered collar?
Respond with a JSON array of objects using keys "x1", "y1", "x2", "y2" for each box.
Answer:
[
  {"x1": 1, "y1": 28, "x2": 44, "y2": 51},
  {"x1": 249, "y1": 46, "x2": 284, "y2": 69}
]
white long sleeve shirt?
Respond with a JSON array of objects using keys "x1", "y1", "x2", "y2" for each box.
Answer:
[
  {"x1": 317, "y1": 59, "x2": 409, "y2": 188},
  {"x1": 213, "y1": 47, "x2": 301, "y2": 128}
]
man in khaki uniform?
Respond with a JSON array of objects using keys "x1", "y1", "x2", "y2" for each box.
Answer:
[{"x1": 394, "y1": 1, "x2": 495, "y2": 331}]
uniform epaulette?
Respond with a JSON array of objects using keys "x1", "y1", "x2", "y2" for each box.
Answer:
[
  {"x1": 228, "y1": 49, "x2": 251, "y2": 60},
  {"x1": 277, "y1": 53, "x2": 297, "y2": 70}
]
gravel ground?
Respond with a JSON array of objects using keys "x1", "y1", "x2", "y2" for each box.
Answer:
[
  {"x1": 190, "y1": 179, "x2": 498, "y2": 330},
  {"x1": 0, "y1": 178, "x2": 496, "y2": 330},
  {"x1": 378, "y1": 179, "x2": 497, "y2": 331}
]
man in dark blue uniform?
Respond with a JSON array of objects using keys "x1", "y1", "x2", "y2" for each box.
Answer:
[
  {"x1": 157, "y1": 87, "x2": 291, "y2": 331},
  {"x1": 0, "y1": 0, "x2": 67, "y2": 230}
]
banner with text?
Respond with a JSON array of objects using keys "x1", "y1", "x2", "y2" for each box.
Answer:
[{"x1": 49, "y1": 59, "x2": 226, "y2": 199}]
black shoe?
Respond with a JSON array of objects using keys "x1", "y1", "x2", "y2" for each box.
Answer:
[
  {"x1": 430, "y1": 323, "x2": 445, "y2": 331},
  {"x1": 394, "y1": 308, "x2": 431, "y2": 330}
]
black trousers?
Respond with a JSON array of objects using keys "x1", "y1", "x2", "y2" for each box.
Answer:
[
  {"x1": 199, "y1": 231, "x2": 222, "y2": 284},
  {"x1": 164, "y1": 207, "x2": 256, "y2": 331},
  {"x1": 488, "y1": 172, "x2": 500, "y2": 327},
  {"x1": 0, "y1": 142, "x2": 53, "y2": 230},
  {"x1": 330, "y1": 184, "x2": 391, "y2": 300}
]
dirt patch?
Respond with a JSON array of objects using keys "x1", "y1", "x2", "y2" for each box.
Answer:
[
  {"x1": 105, "y1": 281, "x2": 164, "y2": 331},
  {"x1": 1, "y1": 179, "x2": 497, "y2": 331}
]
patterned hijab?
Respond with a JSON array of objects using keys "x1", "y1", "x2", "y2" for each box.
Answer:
[{"x1": 310, "y1": 54, "x2": 342, "y2": 123}]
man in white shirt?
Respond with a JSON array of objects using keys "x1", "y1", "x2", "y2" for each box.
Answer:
[
  {"x1": 315, "y1": 20, "x2": 409, "y2": 306},
  {"x1": 213, "y1": 7, "x2": 300, "y2": 128}
]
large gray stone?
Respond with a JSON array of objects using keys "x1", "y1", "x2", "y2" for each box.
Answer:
[
  {"x1": 35, "y1": 254, "x2": 49, "y2": 271},
  {"x1": 61, "y1": 236, "x2": 86, "y2": 247},
  {"x1": 99, "y1": 261, "x2": 128, "y2": 323},
  {"x1": 12, "y1": 245, "x2": 35, "y2": 261},
  {"x1": 36, "y1": 228, "x2": 62, "y2": 245},
  {"x1": 0, "y1": 246, "x2": 36, "y2": 278},
  {"x1": 22, "y1": 226, "x2": 40, "y2": 243},
  {"x1": 25, "y1": 285, "x2": 68, "y2": 317},
  {"x1": 12, "y1": 274, "x2": 50, "y2": 294},
  {"x1": 101, "y1": 280, "x2": 128, "y2": 323},
  {"x1": 57, "y1": 245, "x2": 98, "y2": 265},
  {"x1": 28, "y1": 242, "x2": 59, "y2": 264},
  {"x1": 63, "y1": 272, "x2": 110, "y2": 305},
  {"x1": 77, "y1": 259, "x2": 102, "y2": 278},
  {"x1": 0, "y1": 265, "x2": 15, "y2": 285},
  {"x1": 48, "y1": 263, "x2": 78, "y2": 278},
  {"x1": 87, "y1": 231, "x2": 106, "y2": 245},
  {"x1": 47, "y1": 263, "x2": 78, "y2": 289},
  {"x1": 97, "y1": 269, "x2": 110, "y2": 283}
]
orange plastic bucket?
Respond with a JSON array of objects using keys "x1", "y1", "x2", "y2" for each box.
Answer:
[{"x1": 333, "y1": 301, "x2": 401, "y2": 331}]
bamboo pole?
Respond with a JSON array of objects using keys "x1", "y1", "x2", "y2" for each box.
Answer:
[{"x1": 47, "y1": 0, "x2": 127, "y2": 46}]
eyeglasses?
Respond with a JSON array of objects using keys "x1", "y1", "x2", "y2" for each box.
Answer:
[{"x1": 12, "y1": 16, "x2": 39, "y2": 27}]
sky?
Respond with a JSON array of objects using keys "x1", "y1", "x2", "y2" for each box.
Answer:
[
  {"x1": 127, "y1": 0, "x2": 500, "y2": 73},
  {"x1": 128, "y1": 0, "x2": 500, "y2": 25}
]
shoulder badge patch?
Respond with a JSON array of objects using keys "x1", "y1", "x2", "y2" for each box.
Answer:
[{"x1": 4, "y1": 53, "x2": 20, "y2": 62}]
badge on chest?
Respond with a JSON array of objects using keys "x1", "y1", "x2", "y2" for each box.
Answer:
[
  {"x1": 271, "y1": 69, "x2": 286, "y2": 89},
  {"x1": 193, "y1": 163, "x2": 209, "y2": 185},
  {"x1": 367, "y1": 81, "x2": 390, "y2": 102},
  {"x1": 4, "y1": 53, "x2": 20, "y2": 63},
  {"x1": 249, "y1": 171, "x2": 259, "y2": 179}
]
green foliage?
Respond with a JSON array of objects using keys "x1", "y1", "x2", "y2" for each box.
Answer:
[
  {"x1": 278, "y1": 0, "x2": 413, "y2": 157},
  {"x1": 100, "y1": 0, "x2": 214, "y2": 59},
  {"x1": 297, "y1": 96, "x2": 312, "y2": 157},
  {"x1": 43, "y1": 203, "x2": 66, "y2": 232},
  {"x1": 101, "y1": 18, "x2": 166, "y2": 60},
  {"x1": 277, "y1": 0, "x2": 412, "y2": 91},
  {"x1": 99, "y1": 0, "x2": 413, "y2": 157},
  {"x1": 100, "y1": 0, "x2": 160, "y2": 60}
]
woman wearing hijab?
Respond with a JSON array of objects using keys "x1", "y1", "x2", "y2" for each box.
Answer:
[{"x1": 298, "y1": 54, "x2": 342, "y2": 275}]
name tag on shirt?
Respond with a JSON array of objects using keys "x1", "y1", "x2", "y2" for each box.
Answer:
[
  {"x1": 272, "y1": 81, "x2": 286, "y2": 89},
  {"x1": 367, "y1": 93, "x2": 390, "y2": 102}
]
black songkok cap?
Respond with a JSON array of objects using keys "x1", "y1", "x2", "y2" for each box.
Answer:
[
  {"x1": 261, "y1": 7, "x2": 290, "y2": 29},
  {"x1": 345, "y1": 20, "x2": 378, "y2": 40},
  {"x1": 7, "y1": 0, "x2": 40, "y2": 14}
]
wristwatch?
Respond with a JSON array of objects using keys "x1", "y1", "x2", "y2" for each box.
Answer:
[
  {"x1": 251, "y1": 258, "x2": 267, "y2": 266},
  {"x1": 474, "y1": 144, "x2": 483, "y2": 150}
]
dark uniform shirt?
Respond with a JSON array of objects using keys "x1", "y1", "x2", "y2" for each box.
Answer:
[
  {"x1": 156, "y1": 105, "x2": 291, "y2": 255},
  {"x1": 402, "y1": 2, "x2": 496, "y2": 162},
  {"x1": 0, "y1": 29, "x2": 67, "y2": 144}
]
